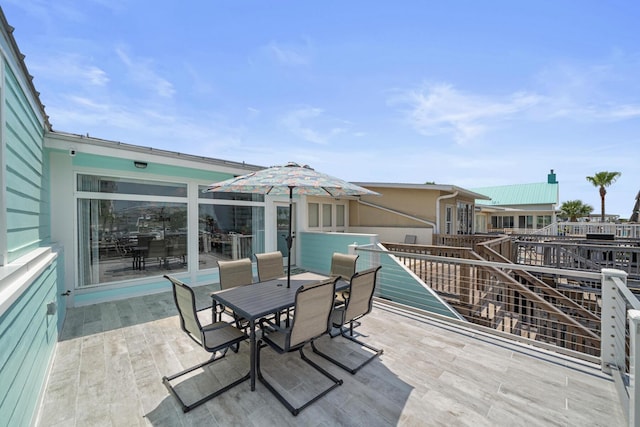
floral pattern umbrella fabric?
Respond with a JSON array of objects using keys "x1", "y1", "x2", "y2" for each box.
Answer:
[{"x1": 207, "y1": 162, "x2": 379, "y2": 287}]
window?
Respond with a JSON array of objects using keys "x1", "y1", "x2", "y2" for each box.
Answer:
[
  {"x1": 537, "y1": 215, "x2": 552, "y2": 229},
  {"x1": 308, "y1": 203, "x2": 319, "y2": 227},
  {"x1": 76, "y1": 175, "x2": 188, "y2": 287},
  {"x1": 445, "y1": 205, "x2": 453, "y2": 234},
  {"x1": 322, "y1": 204, "x2": 332, "y2": 227},
  {"x1": 456, "y1": 202, "x2": 473, "y2": 234},
  {"x1": 198, "y1": 186, "x2": 264, "y2": 270},
  {"x1": 518, "y1": 215, "x2": 534, "y2": 229},
  {"x1": 336, "y1": 204, "x2": 345, "y2": 227},
  {"x1": 491, "y1": 215, "x2": 514, "y2": 229}
]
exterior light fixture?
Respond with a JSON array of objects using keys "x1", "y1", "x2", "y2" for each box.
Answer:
[{"x1": 134, "y1": 161, "x2": 148, "y2": 169}]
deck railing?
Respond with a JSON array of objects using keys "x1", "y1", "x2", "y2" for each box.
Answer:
[
  {"x1": 354, "y1": 241, "x2": 639, "y2": 424},
  {"x1": 358, "y1": 243, "x2": 603, "y2": 358},
  {"x1": 601, "y1": 269, "x2": 639, "y2": 426}
]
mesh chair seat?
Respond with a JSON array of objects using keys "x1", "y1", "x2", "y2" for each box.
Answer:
[
  {"x1": 312, "y1": 266, "x2": 383, "y2": 374},
  {"x1": 162, "y1": 275, "x2": 249, "y2": 412},
  {"x1": 255, "y1": 251, "x2": 285, "y2": 281},
  {"x1": 257, "y1": 278, "x2": 343, "y2": 416},
  {"x1": 330, "y1": 252, "x2": 358, "y2": 304},
  {"x1": 216, "y1": 258, "x2": 254, "y2": 326}
]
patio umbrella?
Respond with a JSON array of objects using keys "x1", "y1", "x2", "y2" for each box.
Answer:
[{"x1": 207, "y1": 162, "x2": 379, "y2": 287}]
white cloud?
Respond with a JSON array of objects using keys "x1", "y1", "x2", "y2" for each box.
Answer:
[
  {"x1": 394, "y1": 83, "x2": 542, "y2": 144},
  {"x1": 280, "y1": 107, "x2": 348, "y2": 144},
  {"x1": 28, "y1": 54, "x2": 109, "y2": 87},
  {"x1": 264, "y1": 41, "x2": 311, "y2": 66},
  {"x1": 115, "y1": 47, "x2": 175, "y2": 98}
]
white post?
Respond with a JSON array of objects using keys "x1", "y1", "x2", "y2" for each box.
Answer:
[
  {"x1": 348, "y1": 243, "x2": 358, "y2": 255},
  {"x1": 601, "y1": 269, "x2": 628, "y2": 374},
  {"x1": 628, "y1": 310, "x2": 640, "y2": 427}
]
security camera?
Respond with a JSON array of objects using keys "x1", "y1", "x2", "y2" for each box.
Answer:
[{"x1": 69, "y1": 149, "x2": 76, "y2": 157}]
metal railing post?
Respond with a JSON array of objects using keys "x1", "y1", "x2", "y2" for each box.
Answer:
[
  {"x1": 601, "y1": 268, "x2": 628, "y2": 374},
  {"x1": 628, "y1": 310, "x2": 640, "y2": 427}
]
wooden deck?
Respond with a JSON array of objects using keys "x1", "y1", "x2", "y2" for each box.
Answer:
[{"x1": 36, "y1": 285, "x2": 625, "y2": 426}]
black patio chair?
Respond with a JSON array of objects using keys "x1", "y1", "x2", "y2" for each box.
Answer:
[
  {"x1": 312, "y1": 266, "x2": 383, "y2": 374},
  {"x1": 257, "y1": 277, "x2": 343, "y2": 416},
  {"x1": 162, "y1": 275, "x2": 249, "y2": 412}
]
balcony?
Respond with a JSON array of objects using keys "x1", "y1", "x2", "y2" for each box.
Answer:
[{"x1": 36, "y1": 283, "x2": 623, "y2": 426}]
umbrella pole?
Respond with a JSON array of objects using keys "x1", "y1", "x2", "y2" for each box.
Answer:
[{"x1": 287, "y1": 186, "x2": 294, "y2": 288}]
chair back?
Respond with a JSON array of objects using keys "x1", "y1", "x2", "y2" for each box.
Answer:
[
  {"x1": 217, "y1": 258, "x2": 253, "y2": 290},
  {"x1": 255, "y1": 251, "x2": 284, "y2": 281},
  {"x1": 148, "y1": 239, "x2": 167, "y2": 258},
  {"x1": 164, "y1": 275, "x2": 203, "y2": 346},
  {"x1": 343, "y1": 266, "x2": 381, "y2": 324},
  {"x1": 288, "y1": 278, "x2": 337, "y2": 349},
  {"x1": 330, "y1": 252, "x2": 359, "y2": 280}
]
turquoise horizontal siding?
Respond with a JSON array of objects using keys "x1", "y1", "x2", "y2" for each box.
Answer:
[
  {"x1": 72, "y1": 152, "x2": 234, "y2": 182},
  {"x1": 299, "y1": 232, "x2": 374, "y2": 275},
  {"x1": 376, "y1": 255, "x2": 458, "y2": 319},
  {"x1": 0, "y1": 261, "x2": 59, "y2": 427},
  {"x1": 4, "y1": 63, "x2": 46, "y2": 262}
]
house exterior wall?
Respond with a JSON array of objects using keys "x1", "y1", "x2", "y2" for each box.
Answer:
[
  {"x1": 0, "y1": 12, "x2": 61, "y2": 426},
  {"x1": 45, "y1": 132, "x2": 262, "y2": 307},
  {"x1": 348, "y1": 186, "x2": 477, "y2": 238},
  {"x1": 353, "y1": 187, "x2": 439, "y2": 227}
]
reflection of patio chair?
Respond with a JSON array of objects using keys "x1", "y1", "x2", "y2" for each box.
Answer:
[
  {"x1": 330, "y1": 252, "x2": 359, "y2": 304},
  {"x1": 216, "y1": 258, "x2": 254, "y2": 325},
  {"x1": 255, "y1": 251, "x2": 284, "y2": 281},
  {"x1": 146, "y1": 239, "x2": 168, "y2": 269},
  {"x1": 168, "y1": 235, "x2": 187, "y2": 266},
  {"x1": 257, "y1": 278, "x2": 342, "y2": 416},
  {"x1": 162, "y1": 275, "x2": 249, "y2": 412},
  {"x1": 312, "y1": 266, "x2": 383, "y2": 374}
]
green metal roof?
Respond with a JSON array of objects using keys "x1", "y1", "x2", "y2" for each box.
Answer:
[{"x1": 471, "y1": 182, "x2": 558, "y2": 206}]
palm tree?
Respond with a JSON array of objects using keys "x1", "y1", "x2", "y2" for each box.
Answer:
[
  {"x1": 559, "y1": 200, "x2": 593, "y2": 222},
  {"x1": 586, "y1": 171, "x2": 621, "y2": 222}
]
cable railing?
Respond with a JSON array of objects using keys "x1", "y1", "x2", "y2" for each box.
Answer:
[{"x1": 355, "y1": 242, "x2": 640, "y2": 425}]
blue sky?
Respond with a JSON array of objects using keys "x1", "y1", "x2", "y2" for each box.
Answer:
[{"x1": 3, "y1": 1, "x2": 639, "y2": 217}]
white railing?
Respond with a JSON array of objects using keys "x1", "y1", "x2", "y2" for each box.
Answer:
[
  {"x1": 601, "y1": 269, "x2": 640, "y2": 427},
  {"x1": 535, "y1": 222, "x2": 640, "y2": 238}
]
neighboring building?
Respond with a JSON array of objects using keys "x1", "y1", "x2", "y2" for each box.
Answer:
[
  {"x1": 349, "y1": 183, "x2": 490, "y2": 244},
  {"x1": 471, "y1": 170, "x2": 559, "y2": 233}
]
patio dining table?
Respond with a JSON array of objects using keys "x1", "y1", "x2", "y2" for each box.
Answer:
[{"x1": 211, "y1": 271, "x2": 348, "y2": 391}]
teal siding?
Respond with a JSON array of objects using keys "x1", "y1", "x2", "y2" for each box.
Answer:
[
  {"x1": 4, "y1": 64, "x2": 47, "y2": 262},
  {"x1": 0, "y1": 260, "x2": 59, "y2": 427},
  {"x1": 72, "y1": 152, "x2": 234, "y2": 182},
  {"x1": 376, "y1": 255, "x2": 458, "y2": 319},
  {"x1": 299, "y1": 232, "x2": 374, "y2": 275}
]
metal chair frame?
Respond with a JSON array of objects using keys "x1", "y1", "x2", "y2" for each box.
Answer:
[
  {"x1": 162, "y1": 275, "x2": 249, "y2": 412},
  {"x1": 312, "y1": 266, "x2": 383, "y2": 375},
  {"x1": 257, "y1": 278, "x2": 343, "y2": 416}
]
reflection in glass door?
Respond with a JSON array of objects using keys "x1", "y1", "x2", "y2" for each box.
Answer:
[{"x1": 276, "y1": 203, "x2": 295, "y2": 265}]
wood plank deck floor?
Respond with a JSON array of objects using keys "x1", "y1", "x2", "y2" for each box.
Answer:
[{"x1": 36, "y1": 285, "x2": 624, "y2": 426}]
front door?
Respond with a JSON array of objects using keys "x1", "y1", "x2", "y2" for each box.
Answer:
[{"x1": 275, "y1": 203, "x2": 296, "y2": 266}]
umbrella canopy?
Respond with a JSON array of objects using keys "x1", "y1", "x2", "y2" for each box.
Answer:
[{"x1": 207, "y1": 162, "x2": 379, "y2": 287}]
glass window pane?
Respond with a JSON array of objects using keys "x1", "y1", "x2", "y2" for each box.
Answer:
[
  {"x1": 198, "y1": 204, "x2": 264, "y2": 269},
  {"x1": 77, "y1": 199, "x2": 188, "y2": 287},
  {"x1": 322, "y1": 204, "x2": 332, "y2": 227},
  {"x1": 336, "y1": 205, "x2": 345, "y2": 227},
  {"x1": 77, "y1": 174, "x2": 187, "y2": 197},
  {"x1": 308, "y1": 203, "x2": 319, "y2": 227},
  {"x1": 198, "y1": 185, "x2": 264, "y2": 201}
]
